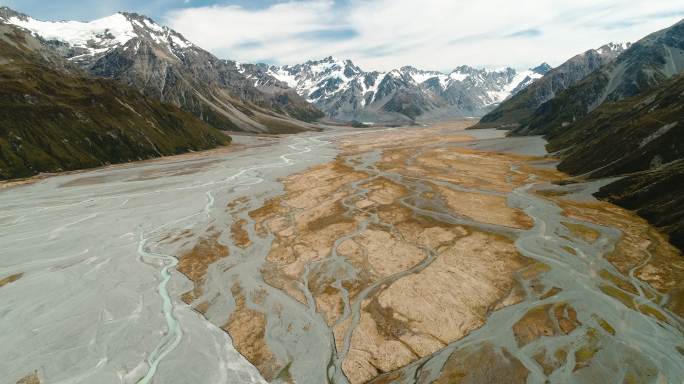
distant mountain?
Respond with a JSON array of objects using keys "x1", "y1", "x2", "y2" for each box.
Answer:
[
  {"x1": 513, "y1": 19, "x2": 684, "y2": 136},
  {"x1": 0, "y1": 22, "x2": 229, "y2": 180},
  {"x1": 240, "y1": 57, "x2": 549, "y2": 124},
  {"x1": 473, "y1": 43, "x2": 629, "y2": 129},
  {"x1": 549, "y1": 72, "x2": 684, "y2": 249},
  {"x1": 0, "y1": 7, "x2": 323, "y2": 133}
]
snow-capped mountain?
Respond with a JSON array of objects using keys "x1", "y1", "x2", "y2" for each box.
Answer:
[
  {"x1": 510, "y1": 63, "x2": 552, "y2": 94},
  {"x1": 0, "y1": 7, "x2": 323, "y2": 133},
  {"x1": 238, "y1": 57, "x2": 551, "y2": 123},
  {"x1": 3, "y1": 10, "x2": 193, "y2": 65}
]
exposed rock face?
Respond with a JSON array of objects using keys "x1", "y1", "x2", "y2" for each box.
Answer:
[
  {"x1": 1, "y1": 7, "x2": 323, "y2": 133},
  {"x1": 235, "y1": 62, "x2": 325, "y2": 123},
  {"x1": 474, "y1": 43, "x2": 627, "y2": 129},
  {"x1": 0, "y1": 22, "x2": 230, "y2": 180},
  {"x1": 245, "y1": 57, "x2": 547, "y2": 124},
  {"x1": 515, "y1": 19, "x2": 684, "y2": 136},
  {"x1": 2, "y1": 6, "x2": 548, "y2": 128}
]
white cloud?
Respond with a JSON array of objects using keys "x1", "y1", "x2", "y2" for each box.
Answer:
[{"x1": 164, "y1": 0, "x2": 684, "y2": 71}]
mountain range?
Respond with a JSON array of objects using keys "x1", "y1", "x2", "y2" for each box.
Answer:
[
  {"x1": 0, "y1": 4, "x2": 557, "y2": 180},
  {"x1": 239, "y1": 57, "x2": 551, "y2": 124},
  {"x1": 1, "y1": 7, "x2": 555, "y2": 131}
]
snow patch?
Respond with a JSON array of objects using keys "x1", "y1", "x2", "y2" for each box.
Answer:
[
  {"x1": 360, "y1": 73, "x2": 386, "y2": 106},
  {"x1": 483, "y1": 69, "x2": 542, "y2": 105},
  {"x1": 143, "y1": 18, "x2": 164, "y2": 33},
  {"x1": 267, "y1": 67, "x2": 299, "y2": 89},
  {"x1": 449, "y1": 72, "x2": 468, "y2": 82},
  {"x1": 170, "y1": 34, "x2": 190, "y2": 48},
  {"x1": 596, "y1": 42, "x2": 631, "y2": 55},
  {"x1": 406, "y1": 69, "x2": 442, "y2": 85},
  {"x1": 7, "y1": 13, "x2": 192, "y2": 59}
]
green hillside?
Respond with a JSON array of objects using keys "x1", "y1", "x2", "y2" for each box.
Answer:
[{"x1": 0, "y1": 25, "x2": 230, "y2": 180}]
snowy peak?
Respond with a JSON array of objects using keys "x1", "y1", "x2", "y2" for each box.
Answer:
[
  {"x1": 508, "y1": 64, "x2": 549, "y2": 95},
  {"x1": 399, "y1": 66, "x2": 444, "y2": 85},
  {"x1": 0, "y1": 6, "x2": 324, "y2": 133},
  {"x1": 0, "y1": 5, "x2": 549, "y2": 124},
  {"x1": 1, "y1": 9, "x2": 194, "y2": 61},
  {"x1": 265, "y1": 56, "x2": 368, "y2": 102},
  {"x1": 595, "y1": 42, "x2": 631, "y2": 56},
  {"x1": 531, "y1": 63, "x2": 552, "y2": 75},
  {"x1": 121, "y1": 12, "x2": 193, "y2": 50},
  {"x1": 0, "y1": 6, "x2": 28, "y2": 22},
  {"x1": 268, "y1": 57, "x2": 542, "y2": 104},
  {"x1": 3, "y1": 12, "x2": 137, "y2": 55},
  {"x1": 252, "y1": 57, "x2": 549, "y2": 122}
]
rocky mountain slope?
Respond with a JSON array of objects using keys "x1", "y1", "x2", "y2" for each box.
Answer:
[
  {"x1": 512, "y1": 19, "x2": 684, "y2": 136},
  {"x1": 240, "y1": 57, "x2": 550, "y2": 124},
  {"x1": 548, "y1": 71, "x2": 684, "y2": 249},
  {"x1": 1, "y1": 7, "x2": 323, "y2": 133},
  {"x1": 0, "y1": 22, "x2": 229, "y2": 180},
  {"x1": 548, "y1": 72, "x2": 684, "y2": 178},
  {"x1": 474, "y1": 43, "x2": 629, "y2": 129}
]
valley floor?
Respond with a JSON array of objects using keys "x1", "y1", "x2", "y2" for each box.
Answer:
[{"x1": 1, "y1": 121, "x2": 683, "y2": 384}]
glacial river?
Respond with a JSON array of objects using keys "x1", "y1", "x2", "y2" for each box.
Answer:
[{"x1": 1, "y1": 127, "x2": 682, "y2": 384}]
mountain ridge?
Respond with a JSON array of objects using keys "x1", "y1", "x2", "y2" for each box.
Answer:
[
  {"x1": 472, "y1": 42, "x2": 630, "y2": 130},
  {"x1": 240, "y1": 56, "x2": 551, "y2": 124},
  {"x1": 512, "y1": 19, "x2": 684, "y2": 136},
  {"x1": 483, "y1": 17, "x2": 684, "y2": 251}
]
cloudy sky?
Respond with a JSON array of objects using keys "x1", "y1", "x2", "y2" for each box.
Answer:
[{"x1": 4, "y1": 0, "x2": 684, "y2": 71}]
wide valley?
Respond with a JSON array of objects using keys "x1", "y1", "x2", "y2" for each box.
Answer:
[{"x1": 2, "y1": 121, "x2": 683, "y2": 384}]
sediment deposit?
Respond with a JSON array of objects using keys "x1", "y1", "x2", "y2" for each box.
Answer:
[{"x1": 2, "y1": 123, "x2": 683, "y2": 384}]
